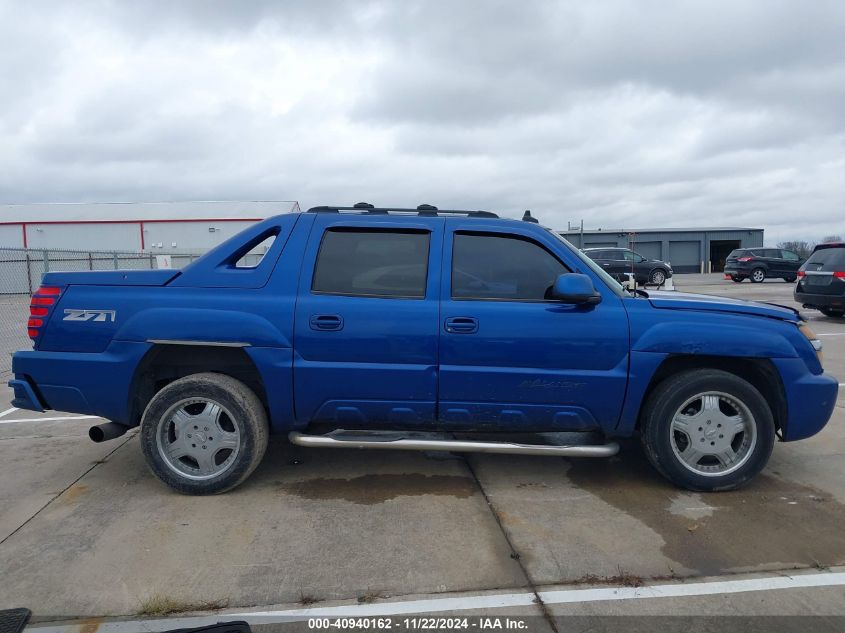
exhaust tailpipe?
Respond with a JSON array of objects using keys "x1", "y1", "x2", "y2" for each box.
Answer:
[{"x1": 89, "y1": 422, "x2": 129, "y2": 443}]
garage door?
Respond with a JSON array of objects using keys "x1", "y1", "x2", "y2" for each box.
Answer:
[
  {"x1": 633, "y1": 241, "x2": 661, "y2": 261},
  {"x1": 668, "y1": 241, "x2": 700, "y2": 273},
  {"x1": 583, "y1": 241, "x2": 618, "y2": 249}
]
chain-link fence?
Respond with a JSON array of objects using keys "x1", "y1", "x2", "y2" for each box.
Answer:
[{"x1": 0, "y1": 247, "x2": 203, "y2": 378}]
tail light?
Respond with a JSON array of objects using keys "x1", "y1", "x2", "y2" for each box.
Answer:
[
  {"x1": 798, "y1": 271, "x2": 806, "y2": 278},
  {"x1": 737, "y1": 257, "x2": 754, "y2": 262},
  {"x1": 834, "y1": 272, "x2": 845, "y2": 278},
  {"x1": 28, "y1": 286, "x2": 64, "y2": 340}
]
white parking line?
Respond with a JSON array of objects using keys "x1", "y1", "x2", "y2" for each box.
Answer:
[
  {"x1": 0, "y1": 407, "x2": 19, "y2": 419},
  {"x1": 26, "y1": 570, "x2": 845, "y2": 633},
  {"x1": 817, "y1": 332, "x2": 845, "y2": 337},
  {"x1": 243, "y1": 571, "x2": 845, "y2": 619},
  {"x1": 0, "y1": 414, "x2": 100, "y2": 425}
]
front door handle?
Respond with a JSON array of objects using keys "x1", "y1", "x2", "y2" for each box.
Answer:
[
  {"x1": 445, "y1": 316, "x2": 478, "y2": 334},
  {"x1": 310, "y1": 314, "x2": 344, "y2": 331}
]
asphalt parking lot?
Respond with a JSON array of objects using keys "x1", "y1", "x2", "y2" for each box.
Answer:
[{"x1": 1, "y1": 274, "x2": 844, "y2": 630}]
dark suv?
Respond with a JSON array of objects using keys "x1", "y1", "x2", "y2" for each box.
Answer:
[
  {"x1": 795, "y1": 242, "x2": 845, "y2": 318},
  {"x1": 582, "y1": 247, "x2": 673, "y2": 285},
  {"x1": 724, "y1": 248, "x2": 803, "y2": 283}
]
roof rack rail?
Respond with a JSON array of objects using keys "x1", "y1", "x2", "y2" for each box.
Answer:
[{"x1": 307, "y1": 203, "x2": 499, "y2": 219}]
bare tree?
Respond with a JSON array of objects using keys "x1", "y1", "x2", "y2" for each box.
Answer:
[
  {"x1": 822, "y1": 235, "x2": 842, "y2": 243},
  {"x1": 777, "y1": 241, "x2": 813, "y2": 258}
]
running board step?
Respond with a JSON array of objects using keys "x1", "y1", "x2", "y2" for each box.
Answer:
[{"x1": 288, "y1": 431, "x2": 619, "y2": 457}]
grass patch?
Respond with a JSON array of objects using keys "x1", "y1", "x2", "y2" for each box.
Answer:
[
  {"x1": 137, "y1": 595, "x2": 228, "y2": 616},
  {"x1": 357, "y1": 590, "x2": 389, "y2": 604}
]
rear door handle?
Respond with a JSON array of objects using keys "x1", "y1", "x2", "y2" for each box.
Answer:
[
  {"x1": 310, "y1": 314, "x2": 344, "y2": 331},
  {"x1": 445, "y1": 316, "x2": 478, "y2": 334}
]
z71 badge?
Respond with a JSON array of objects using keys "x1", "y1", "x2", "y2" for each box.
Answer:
[{"x1": 63, "y1": 309, "x2": 116, "y2": 323}]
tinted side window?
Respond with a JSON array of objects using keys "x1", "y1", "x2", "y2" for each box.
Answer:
[
  {"x1": 586, "y1": 250, "x2": 606, "y2": 259},
  {"x1": 313, "y1": 229, "x2": 429, "y2": 298},
  {"x1": 781, "y1": 250, "x2": 801, "y2": 261},
  {"x1": 623, "y1": 250, "x2": 638, "y2": 261},
  {"x1": 452, "y1": 233, "x2": 568, "y2": 301}
]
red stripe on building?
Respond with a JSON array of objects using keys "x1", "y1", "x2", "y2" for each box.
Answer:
[{"x1": 0, "y1": 218, "x2": 264, "y2": 226}]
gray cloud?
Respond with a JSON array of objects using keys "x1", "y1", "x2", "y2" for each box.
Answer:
[{"x1": 0, "y1": 0, "x2": 843, "y2": 244}]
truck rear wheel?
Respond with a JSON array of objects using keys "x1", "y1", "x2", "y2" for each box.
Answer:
[
  {"x1": 140, "y1": 372, "x2": 268, "y2": 495},
  {"x1": 640, "y1": 369, "x2": 775, "y2": 491}
]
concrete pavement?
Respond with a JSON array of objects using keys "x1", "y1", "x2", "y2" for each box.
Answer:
[{"x1": 0, "y1": 274, "x2": 842, "y2": 626}]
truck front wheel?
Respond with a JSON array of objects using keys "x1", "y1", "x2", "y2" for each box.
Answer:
[
  {"x1": 140, "y1": 372, "x2": 269, "y2": 494},
  {"x1": 640, "y1": 369, "x2": 775, "y2": 491}
]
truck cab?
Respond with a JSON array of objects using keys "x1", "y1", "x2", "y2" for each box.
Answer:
[{"x1": 9, "y1": 204, "x2": 839, "y2": 494}]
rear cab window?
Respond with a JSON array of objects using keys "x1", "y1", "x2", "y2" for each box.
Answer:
[{"x1": 312, "y1": 228, "x2": 430, "y2": 298}]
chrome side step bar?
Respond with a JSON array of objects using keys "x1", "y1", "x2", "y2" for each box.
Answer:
[{"x1": 288, "y1": 431, "x2": 619, "y2": 458}]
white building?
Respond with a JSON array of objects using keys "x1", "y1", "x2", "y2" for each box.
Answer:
[{"x1": 0, "y1": 201, "x2": 300, "y2": 252}]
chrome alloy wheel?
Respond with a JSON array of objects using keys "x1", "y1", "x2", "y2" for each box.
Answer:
[
  {"x1": 651, "y1": 270, "x2": 666, "y2": 285},
  {"x1": 156, "y1": 398, "x2": 241, "y2": 480},
  {"x1": 752, "y1": 269, "x2": 765, "y2": 282},
  {"x1": 670, "y1": 392, "x2": 757, "y2": 477}
]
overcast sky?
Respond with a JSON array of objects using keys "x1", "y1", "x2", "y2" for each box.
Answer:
[{"x1": 1, "y1": 1, "x2": 843, "y2": 244}]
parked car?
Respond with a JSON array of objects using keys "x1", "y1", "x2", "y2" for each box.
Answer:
[
  {"x1": 794, "y1": 242, "x2": 845, "y2": 318},
  {"x1": 582, "y1": 247, "x2": 673, "y2": 285},
  {"x1": 9, "y1": 204, "x2": 837, "y2": 495},
  {"x1": 724, "y1": 248, "x2": 803, "y2": 283}
]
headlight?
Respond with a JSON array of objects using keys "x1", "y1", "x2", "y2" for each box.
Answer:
[{"x1": 799, "y1": 322, "x2": 823, "y2": 364}]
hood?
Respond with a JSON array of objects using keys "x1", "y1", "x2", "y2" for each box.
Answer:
[{"x1": 647, "y1": 290, "x2": 800, "y2": 322}]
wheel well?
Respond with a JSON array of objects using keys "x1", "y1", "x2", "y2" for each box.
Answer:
[
  {"x1": 638, "y1": 355, "x2": 787, "y2": 437},
  {"x1": 129, "y1": 345, "x2": 267, "y2": 427}
]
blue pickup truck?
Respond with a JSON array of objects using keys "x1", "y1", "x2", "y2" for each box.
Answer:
[{"x1": 10, "y1": 204, "x2": 838, "y2": 494}]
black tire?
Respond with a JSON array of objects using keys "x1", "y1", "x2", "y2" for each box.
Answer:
[
  {"x1": 140, "y1": 372, "x2": 269, "y2": 495},
  {"x1": 819, "y1": 307, "x2": 845, "y2": 318},
  {"x1": 730, "y1": 275, "x2": 744, "y2": 283},
  {"x1": 750, "y1": 268, "x2": 766, "y2": 283},
  {"x1": 640, "y1": 369, "x2": 775, "y2": 492},
  {"x1": 649, "y1": 269, "x2": 667, "y2": 285}
]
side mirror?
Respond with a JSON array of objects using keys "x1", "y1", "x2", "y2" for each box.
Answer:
[{"x1": 551, "y1": 273, "x2": 602, "y2": 305}]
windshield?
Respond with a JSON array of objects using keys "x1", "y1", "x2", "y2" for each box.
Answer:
[{"x1": 547, "y1": 230, "x2": 626, "y2": 297}]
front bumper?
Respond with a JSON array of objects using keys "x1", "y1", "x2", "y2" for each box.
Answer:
[{"x1": 773, "y1": 358, "x2": 839, "y2": 441}]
